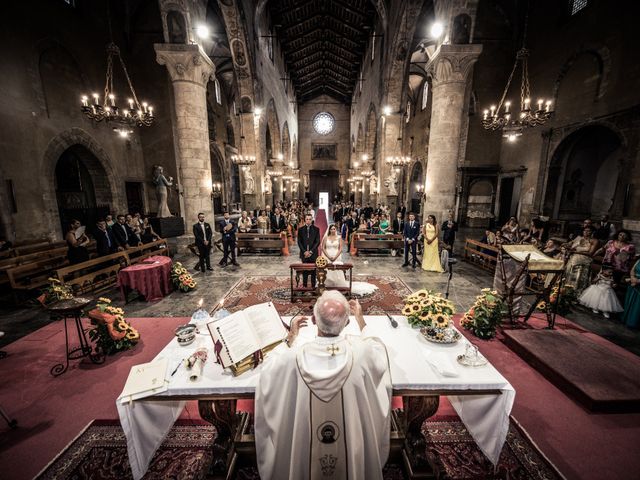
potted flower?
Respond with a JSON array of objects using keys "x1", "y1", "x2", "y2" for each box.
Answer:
[
  {"x1": 171, "y1": 262, "x2": 197, "y2": 292},
  {"x1": 37, "y1": 278, "x2": 73, "y2": 307},
  {"x1": 537, "y1": 284, "x2": 576, "y2": 316},
  {"x1": 88, "y1": 297, "x2": 140, "y2": 355},
  {"x1": 461, "y1": 288, "x2": 505, "y2": 339},
  {"x1": 402, "y1": 289, "x2": 457, "y2": 342}
]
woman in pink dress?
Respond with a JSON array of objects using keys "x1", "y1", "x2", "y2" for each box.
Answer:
[{"x1": 599, "y1": 230, "x2": 635, "y2": 283}]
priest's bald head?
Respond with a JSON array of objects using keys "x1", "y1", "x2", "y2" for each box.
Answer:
[{"x1": 313, "y1": 290, "x2": 350, "y2": 337}]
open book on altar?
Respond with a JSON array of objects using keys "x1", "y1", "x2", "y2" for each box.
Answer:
[{"x1": 207, "y1": 302, "x2": 287, "y2": 375}]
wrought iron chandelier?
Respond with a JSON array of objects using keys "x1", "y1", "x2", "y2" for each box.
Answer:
[
  {"x1": 385, "y1": 155, "x2": 411, "y2": 167},
  {"x1": 231, "y1": 136, "x2": 256, "y2": 166},
  {"x1": 481, "y1": 5, "x2": 552, "y2": 141}
]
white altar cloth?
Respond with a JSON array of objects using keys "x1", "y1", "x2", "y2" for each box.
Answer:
[{"x1": 117, "y1": 315, "x2": 515, "y2": 480}]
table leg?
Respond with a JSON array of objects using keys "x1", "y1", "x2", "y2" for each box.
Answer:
[
  {"x1": 398, "y1": 395, "x2": 440, "y2": 478},
  {"x1": 199, "y1": 399, "x2": 240, "y2": 478}
]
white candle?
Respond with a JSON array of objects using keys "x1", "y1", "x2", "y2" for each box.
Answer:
[
  {"x1": 142, "y1": 102, "x2": 148, "y2": 113},
  {"x1": 483, "y1": 109, "x2": 488, "y2": 120},
  {"x1": 537, "y1": 99, "x2": 543, "y2": 111},
  {"x1": 545, "y1": 101, "x2": 551, "y2": 112},
  {"x1": 524, "y1": 98, "x2": 530, "y2": 110},
  {"x1": 490, "y1": 105, "x2": 496, "y2": 116},
  {"x1": 92, "y1": 93, "x2": 99, "y2": 105},
  {"x1": 109, "y1": 94, "x2": 115, "y2": 107},
  {"x1": 128, "y1": 98, "x2": 134, "y2": 109},
  {"x1": 148, "y1": 106, "x2": 153, "y2": 116},
  {"x1": 505, "y1": 101, "x2": 511, "y2": 113},
  {"x1": 81, "y1": 96, "x2": 88, "y2": 107}
]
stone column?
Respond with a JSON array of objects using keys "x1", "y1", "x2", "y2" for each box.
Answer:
[
  {"x1": 155, "y1": 43, "x2": 215, "y2": 227},
  {"x1": 424, "y1": 44, "x2": 482, "y2": 221}
]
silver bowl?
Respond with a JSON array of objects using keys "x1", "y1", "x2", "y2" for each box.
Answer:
[{"x1": 175, "y1": 324, "x2": 197, "y2": 346}]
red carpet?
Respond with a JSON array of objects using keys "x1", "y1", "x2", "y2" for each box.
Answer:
[{"x1": 1, "y1": 314, "x2": 639, "y2": 479}]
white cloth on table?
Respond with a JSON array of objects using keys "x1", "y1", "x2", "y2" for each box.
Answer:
[{"x1": 117, "y1": 316, "x2": 514, "y2": 479}]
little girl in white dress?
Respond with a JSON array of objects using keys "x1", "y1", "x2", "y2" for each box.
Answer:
[{"x1": 579, "y1": 266, "x2": 623, "y2": 318}]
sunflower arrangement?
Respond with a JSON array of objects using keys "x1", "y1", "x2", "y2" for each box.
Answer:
[
  {"x1": 402, "y1": 289, "x2": 455, "y2": 329},
  {"x1": 37, "y1": 278, "x2": 73, "y2": 306},
  {"x1": 536, "y1": 284, "x2": 576, "y2": 316},
  {"x1": 88, "y1": 297, "x2": 140, "y2": 355},
  {"x1": 171, "y1": 262, "x2": 197, "y2": 292},
  {"x1": 460, "y1": 288, "x2": 505, "y2": 339}
]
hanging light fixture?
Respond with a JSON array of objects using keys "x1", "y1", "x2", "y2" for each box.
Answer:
[
  {"x1": 481, "y1": 2, "x2": 552, "y2": 140},
  {"x1": 80, "y1": 3, "x2": 154, "y2": 133},
  {"x1": 231, "y1": 136, "x2": 256, "y2": 166}
]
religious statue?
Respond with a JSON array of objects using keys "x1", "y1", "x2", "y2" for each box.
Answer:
[
  {"x1": 263, "y1": 175, "x2": 272, "y2": 195},
  {"x1": 384, "y1": 168, "x2": 398, "y2": 195},
  {"x1": 369, "y1": 174, "x2": 378, "y2": 195},
  {"x1": 243, "y1": 168, "x2": 255, "y2": 194},
  {"x1": 153, "y1": 165, "x2": 173, "y2": 218},
  {"x1": 303, "y1": 174, "x2": 309, "y2": 190}
]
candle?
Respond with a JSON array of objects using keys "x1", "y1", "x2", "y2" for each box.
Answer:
[
  {"x1": 81, "y1": 96, "x2": 88, "y2": 107},
  {"x1": 198, "y1": 298, "x2": 204, "y2": 309},
  {"x1": 524, "y1": 98, "x2": 530, "y2": 110},
  {"x1": 128, "y1": 98, "x2": 134, "y2": 109},
  {"x1": 109, "y1": 94, "x2": 115, "y2": 107},
  {"x1": 483, "y1": 109, "x2": 488, "y2": 120},
  {"x1": 92, "y1": 93, "x2": 99, "y2": 105},
  {"x1": 148, "y1": 106, "x2": 153, "y2": 116},
  {"x1": 490, "y1": 105, "x2": 496, "y2": 117},
  {"x1": 545, "y1": 100, "x2": 551, "y2": 112},
  {"x1": 537, "y1": 99, "x2": 543, "y2": 111},
  {"x1": 142, "y1": 102, "x2": 148, "y2": 113},
  {"x1": 505, "y1": 101, "x2": 510, "y2": 113},
  {"x1": 123, "y1": 109, "x2": 129, "y2": 117}
]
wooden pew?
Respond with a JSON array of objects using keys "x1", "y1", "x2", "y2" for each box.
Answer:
[
  {"x1": 353, "y1": 234, "x2": 404, "y2": 256},
  {"x1": 1, "y1": 247, "x2": 69, "y2": 287},
  {"x1": 55, "y1": 251, "x2": 131, "y2": 296},
  {"x1": 236, "y1": 233, "x2": 284, "y2": 255},
  {"x1": 126, "y1": 239, "x2": 170, "y2": 264},
  {"x1": 462, "y1": 239, "x2": 499, "y2": 272},
  {"x1": 13, "y1": 240, "x2": 66, "y2": 256},
  {"x1": 7, "y1": 255, "x2": 70, "y2": 299}
]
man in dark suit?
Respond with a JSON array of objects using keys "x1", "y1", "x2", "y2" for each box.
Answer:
[
  {"x1": 193, "y1": 212, "x2": 213, "y2": 272},
  {"x1": 363, "y1": 203, "x2": 373, "y2": 220},
  {"x1": 392, "y1": 212, "x2": 405, "y2": 234},
  {"x1": 297, "y1": 213, "x2": 320, "y2": 288},
  {"x1": 441, "y1": 213, "x2": 458, "y2": 253},
  {"x1": 402, "y1": 212, "x2": 420, "y2": 268},
  {"x1": 112, "y1": 215, "x2": 139, "y2": 249},
  {"x1": 95, "y1": 219, "x2": 118, "y2": 256},
  {"x1": 345, "y1": 211, "x2": 358, "y2": 243},
  {"x1": 270, "y1": 208, "x2": 287, "y2": 233},
  {"x1": 219, "y1": 211, "x2": 239, "y2": 267}
]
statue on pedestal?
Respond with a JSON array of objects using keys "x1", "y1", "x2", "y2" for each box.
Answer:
[
  {"x1": 385, "y1": 169, "x2": 398, "y2": 196},
  {"x1": 263, "y1": 175, "x2": 272, "y2": 195},
  {"x1": 153, "y1": 165, "x2": 173, "y2": 218},
  {"x1": 243, "y1": 168, "x2": 255, "y2": 194}
]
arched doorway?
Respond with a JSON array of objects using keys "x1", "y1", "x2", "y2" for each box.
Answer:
[
  {"x1": 55, "y1": 145, "x2": 111, "y2": 233},
  {"x1": 408, "y1": 162, "x2": 423, "y2": 215},
  {"x1": 544, "y1": 125, "x2": 622, "y2": 220}
]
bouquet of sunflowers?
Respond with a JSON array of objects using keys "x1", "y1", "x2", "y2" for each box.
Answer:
[
  {"x1": 171, "y1": 262, "x2": 197, "y2": 292},
  {"x1": 460, "y1": 288, "x2": 505, "y2": 339},
  {"x1": 402, "y1": 289, "x2": 455, "y2": 329},
  {"x1": 88, "y1": 297, "x2": 140, "y2": 355},
  {"x1": 37, "y1": 278, "x2": 73, "y2": 306},
  {"x1": 536, "y1": 284, "x2": 576, "y2": 316}
]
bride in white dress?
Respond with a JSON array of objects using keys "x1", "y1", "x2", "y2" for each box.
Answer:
[{"x1": 322, "y1": 224, "x2": 378, "y2": 296}]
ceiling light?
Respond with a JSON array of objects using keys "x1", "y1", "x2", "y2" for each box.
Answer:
[
  {"x1": 383, "y1": 106, "x2": 392, "y2": 116},
  {"x1": 196, "y1": 25, "x2": 210, "y2": 40},
  {"x1": 430, "y1": 22, "x2": 444, "y2": 39}
]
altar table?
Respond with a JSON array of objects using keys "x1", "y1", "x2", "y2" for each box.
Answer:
[
  {"x1": 117, "y1": 316, "x2": 515, "y2": 479},
  {"x1": 117, "y1": 256, "x2": 172, "y2": 302}
]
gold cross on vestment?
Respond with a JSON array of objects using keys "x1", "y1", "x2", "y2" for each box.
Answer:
[{"x1": 326, "y1": 344, "x2": 340, "y2": 356}]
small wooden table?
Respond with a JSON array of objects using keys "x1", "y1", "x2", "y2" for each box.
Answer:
[{"x1": 289, "y1": 263, "x2": 353, "y2": 301}]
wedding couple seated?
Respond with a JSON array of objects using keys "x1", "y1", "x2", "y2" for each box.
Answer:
[{"x1": 321, "y1": 224, "x2": 378, "y2": 296}]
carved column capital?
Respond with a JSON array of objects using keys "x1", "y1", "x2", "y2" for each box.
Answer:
[
  {"x1": 154, "y1": 44, "x2": 215, "y2": 86},
  {"x1": 427, "y1": 44, "x2": 482, "y2": 88}
]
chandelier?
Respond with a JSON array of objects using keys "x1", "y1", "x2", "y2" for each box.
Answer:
[
  {"x1": 385, "y1": 155, "x2": 411, "y2": 167},
  {"x1": 80, "y1": 43, "x2": 154, "y2": 135},
  {"x1": 481, "y1": 6, "x2": 552, "y2": 141},
  {"x1": 231, "y1": 154, "x2": 256, "y2": 166},
  {"x1": 266, "y1": 168, "x2": 283, "y2": 177}
]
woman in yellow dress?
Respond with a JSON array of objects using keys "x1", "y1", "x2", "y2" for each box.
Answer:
[{"x1": 422, "y1": 215, "x2": 444, "y2": 272}]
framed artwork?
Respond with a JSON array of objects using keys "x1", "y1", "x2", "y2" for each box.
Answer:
[{"x1": 312, "y1": 143, "x2": 337, "y2": 160}]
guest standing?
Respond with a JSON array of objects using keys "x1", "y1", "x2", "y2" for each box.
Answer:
[
  {"x1": 257, "y1": 210, "x2": 269, "y2": 234},
  {"x1": 422, "y1": 215, "x2": 444, "y2": 272},
  {"x1": 599, "y1": 230, "x2": 635, "y2": 284},
  {"x1": 95, "y1": 219, "x2": 118, "y2": 256},
  {"x1": 219, "y1": 211, "x2": 239, "y2": 267},
  {"x1": 441, "y1": 213, "x2": 458, "y2": 253},
  {"x1": 622, "y1": 257, "x2": 640, "y2": 328},
  {"x1": 392, "y1": 212, "x2": 404, "y2": 234},
  {"x1": 65, "y1": 219, "x2": 90, "y2": 264},
  {"x1": 595, "y1": 215, "x2": 615, "y2": 242},
  {"x1": 402, "y1": 213, "x2": 420, "y2": 268},
  {"x1": 193, "y1": 212, "x2": 213, "y2": 272},
  {"x1": 297, "y1": 213, "x2": 320, "y2": 288},
  {"x1": 271, "y1": 208, "x2": 286, "y2": 233}
]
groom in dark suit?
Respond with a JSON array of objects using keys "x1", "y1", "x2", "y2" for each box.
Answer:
[
  {"x1": 402, "y1": 212, "x2": 420, "y2": 268},
  {"x1": 193, "y1": 212, "x2": 213, "y2": 272},
  {"x1": 297, "y1": 213, "x2": 320, "y2": 288}
]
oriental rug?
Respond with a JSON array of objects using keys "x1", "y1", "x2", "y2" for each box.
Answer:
[
  {"x1": 218, "y1": 274, "x2": 412, "y2": 316},
  {"x1": 36, "y1": 420, "x2": 216, "y2": 480},
  {"x1": 37, "y1": 417, "x2": 564, "y2": 480}
]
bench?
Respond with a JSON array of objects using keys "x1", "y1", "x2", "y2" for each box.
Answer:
[
  {"x1": 13, "y1": 240, "x2": 67, "y2": 256},
  {"x1": 55, "y1": 251, "x2": 131, "y2": 296},
  {"x1": 462, "y1": 239, "x2": 499, "y2": 272},
  {"x1": 289, "y1": 263, "x2": 353, "y2": 301},
  {"x1": 352, "y1": 234, "x2": 404, "y2": 256},
  {"x1": 237, "y1": 233, "x2": 285, "y2": 255},
  {"x1": 7, "y1": 255, "x2": 70, "y2": 299},
  {"x1": 126, "y1": 239, "x2": 170, "y2": 264}
]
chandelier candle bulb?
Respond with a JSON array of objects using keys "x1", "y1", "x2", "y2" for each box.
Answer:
[
  {"x1": 109, "y1": 94, "x2": 115, "y2": 106},
  {"x1": 524, "y1": 98, "x2": 530, "y2": 110},
  {"x1": 505, "y1": 101, "x2": 511, "y2": 113},
  {"x1": 537, "y1": 99, "x2": 543, "y2": 111},
  {"x1": 81, "y1": 96, "x2": 88, "y2": 107},
  {"x1": 128, "y1": 98, "x2": 134, "y2": 109},
  {"x1": 545, "y1": 100, "x2": 551, "y2": 112},
  {"x1": 490, "y1": 105, "x2": 496, "y2": 116},
  {"x1": 142, "y1": 102, "x2": 148, "y2": 113},
  {"x1": 93, "y1": 93, "x2": 99, "y2": 105}
]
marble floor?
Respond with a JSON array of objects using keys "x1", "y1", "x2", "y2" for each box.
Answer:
[{"x1": 1, "y1": 233, "x2": 639, "y2": 356}]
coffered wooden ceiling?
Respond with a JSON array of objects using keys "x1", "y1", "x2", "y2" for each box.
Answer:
[{"x1": 268, "y1": 0, "x2": 377, "y2": 104}]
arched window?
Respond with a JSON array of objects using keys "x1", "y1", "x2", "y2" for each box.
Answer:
[
  {"x1": 214, "y1": 79, "x2": 221, "y2": 104},
  {"x1": 421, "y1": 81, "x2": 429, "y2": 110}
]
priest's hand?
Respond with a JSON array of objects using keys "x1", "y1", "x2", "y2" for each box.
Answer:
[
  {"x1": 286, "y1": 316, "x2": 308, "y2": 347},
  {"x1": 349, "y1": 299, "x2": 366, "y2": 331}
]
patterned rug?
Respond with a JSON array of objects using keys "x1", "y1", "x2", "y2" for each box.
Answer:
[
  {"x1": 219, "y1": 274, "x2": 412, "y2": 316},
  {"x1": 36, "y1": 420, "x2": 216, "y2": 480},
  {"x1": 37, "y1": 417, "x2": 563, "y2": 479},
  {"x1": 422, "y1": 416, "x2": 565, "y2": 479}
]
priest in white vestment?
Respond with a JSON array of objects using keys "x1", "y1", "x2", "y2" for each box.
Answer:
[{"x1": 255, "y1": 291, "x2": 392, "y2": 480}]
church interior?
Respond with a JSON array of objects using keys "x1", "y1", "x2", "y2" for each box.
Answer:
[{"x1": 1, "y1": 0, "x2": 639, "y2": 479}]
